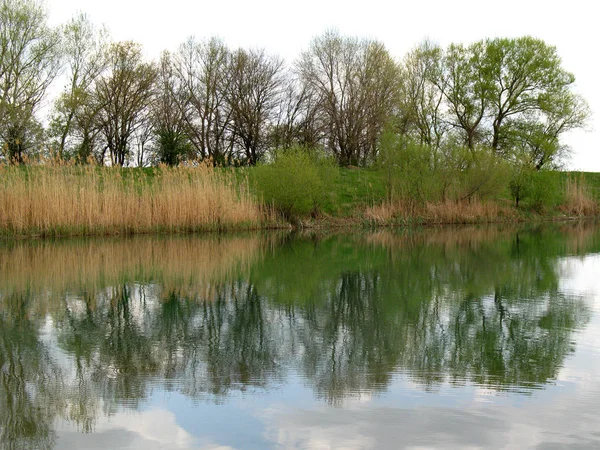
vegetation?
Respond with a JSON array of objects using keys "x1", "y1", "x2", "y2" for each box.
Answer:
[
  {"x1": 0, "y1": 0, "x2": 597, "y2": 235},
  {"x1": 0, "y1": 163, "x2": 268, "y2": 237},
  {"x1": 0, "y1": 159, "x2": 599, "y2": 237},
  {"x1": 0, "y1": 0, "x2": 589, "y2": 169},
  {"x1": 253, "y1": 148, "x2": 338, "y2": 220}
]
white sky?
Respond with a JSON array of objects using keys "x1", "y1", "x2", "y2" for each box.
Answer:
[{"x1": 46, "y1": 0, "x2": 599, "y2": 171}]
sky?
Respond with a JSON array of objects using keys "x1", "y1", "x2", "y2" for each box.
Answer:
[{"x1": 45, "y1": 0, "x2": 599, "y2": 171}]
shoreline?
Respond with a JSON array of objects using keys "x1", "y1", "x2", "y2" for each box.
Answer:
[
  {"x1": 1, "y1": 165, "x2": 598, "y2": 240},
  {"x1": 1, "y1": 211, "x2": 597, "y2": 241}
]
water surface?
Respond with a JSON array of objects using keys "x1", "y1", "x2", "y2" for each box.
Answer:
[{"x1": 2, "y1": 224, "x2": 600, "y2": 449}]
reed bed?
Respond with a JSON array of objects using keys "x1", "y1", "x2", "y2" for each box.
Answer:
[
  {"x1": 0, "y1": 164, "x2": 270, "y2": 237},
  {"x1": 366, "y1": 199, "x2": 517, "y2": 225},
  {"x1": 563, "y1": 175, "x2": 599, "y2": 217}
]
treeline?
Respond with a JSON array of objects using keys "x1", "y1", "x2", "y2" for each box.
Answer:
[{"x1": 0, "y1": 0, "x2": 589, "y2": 170}]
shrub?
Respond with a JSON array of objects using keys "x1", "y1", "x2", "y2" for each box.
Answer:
[
  {"x1": 510, "y1": 167, "x2": 563, "y2": 212},
  {"x1": 376, "y1": 133, "x2": 440, "y2": 207},
  {"x1": 254, "y1": 147, "x2": 338, "y2": 219},
  {"x1": 439, "y1": 145, "x2": 510, "y2": 203},
  {"x1": 529, "y1": 171, "x2": 562, "y2": 212},
  {"x1": 377, "y1": 134, "x2": 509, "y2": 207}
]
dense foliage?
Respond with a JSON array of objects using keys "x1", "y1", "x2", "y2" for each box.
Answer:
[{"x1": 253, "y1": 148, "x2": 338, "y2": 219}]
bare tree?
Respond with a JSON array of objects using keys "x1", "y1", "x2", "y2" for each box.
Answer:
[
  {"x1": 269, "y1": 75, "x2": 320, "y2": 150},
  {"x1": 298, "y1": 31, "x2": 399, "y2": 166},
  {"x1": 132, "y1": 116, "x2": 153, "y2": 167},
  {"x1": 150, "y1": 51, "x2": 192, "y2": 166},
  {"x1": 226, "y1": 48, "x2": 285, "y2": 165},
  {"x1": 173, "y1": 37, "x2": 232, "y2": 164},
  {"x1": 94, "y1": 41, "x2": 156, "y2": 166}
]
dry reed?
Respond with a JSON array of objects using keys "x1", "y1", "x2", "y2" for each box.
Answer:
[
  {"x1": 562, "y1": 175, "x2": 599, "y2": 217},
  {"x1": 366, "y1": 199, "x2": 517, "y2": 225},
  {"x1": 0, "y1": 164, "x2": 269, "y2": 237}
]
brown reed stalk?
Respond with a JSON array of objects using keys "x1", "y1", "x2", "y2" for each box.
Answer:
[{"x1": 0, "y1": 164, "x2": 269, "y2": 237}]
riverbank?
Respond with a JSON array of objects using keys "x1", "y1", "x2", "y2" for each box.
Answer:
[{"x1": 1, "y1": 165, "x2": 599, "y2": 238}]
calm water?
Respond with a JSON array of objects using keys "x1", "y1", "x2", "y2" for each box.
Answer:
[{"x1": 2, "y1": 224, "x2": 600, "y2": 449}]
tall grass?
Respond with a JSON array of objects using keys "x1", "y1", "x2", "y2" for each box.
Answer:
[
  {"x1": 366, "y1": 199, "x2": 517, "y2": 225},
  {"x1": 0, "y1": 164, "x2": 272, "y2": 237},
  {"x1": 563, "y1": 175, "x2": 599, "y2": 217}
]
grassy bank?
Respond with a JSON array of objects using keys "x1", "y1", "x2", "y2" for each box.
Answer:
[
  {"x1": 0, "y1": 162, "x2": 599, "y2": 238},
  {"x1": 243, "y1": 161, "x2": 600, "y2": 227}
]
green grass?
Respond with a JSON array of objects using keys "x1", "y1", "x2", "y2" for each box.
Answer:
[{"x1": 323, "y1": 168, "x2": 386, "y2": 215}]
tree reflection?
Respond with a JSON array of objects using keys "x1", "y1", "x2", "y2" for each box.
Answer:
[
  {"x1": 0, "y1": 224, "x2": 598, "y2": 445},
  {"x1": 0, "y1": 294, "x2": 61, "y2": 450}
]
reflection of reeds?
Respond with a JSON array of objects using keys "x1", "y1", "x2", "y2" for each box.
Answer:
[
  {"x1": 0, "y1": 235, "x2": 270, "y2": 314},
  {"x1": 366, "y1": 221, "x2": 600, "y2": 256},
  {"x1": 365, "y1": 225, "x2": 515, "y2": 252},
  {"x1": 0, "y1": 165, "x2": 270, "y2": 237}
]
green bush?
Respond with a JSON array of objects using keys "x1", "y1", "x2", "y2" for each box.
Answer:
[
  {"x1": 452, "y1": 146, "x2": 510, "y2": 202},
  {"x1": 510, "y1": 167, "x2": 563, "y2": 211},
  {"x1": 376, "y1": 133, "x2": 440, "y2": 205},
  {"x1": 377, "y1": 133, "x2": 509, "y2": 205},
  {"x1": 254, "y1": 147, "x2": 338, "y2": 219},
  {"x1": 530, "y1": 171, "x2": 563, "y2": 212}
]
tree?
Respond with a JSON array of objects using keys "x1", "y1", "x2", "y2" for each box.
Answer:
[
  {"x1": 398, "y1": 40, "x2": 446, "y2": 150},
  {"x1": 0, "y1": 0, "x2": 61, "y2": 163},
  {"x1": 268, "y1": 75, "x2": 320, "y2": 150},
  {"x1": 173, "y1": 37, "x2": 232, "y2": 164},
  {"x1": 298, "y1": 31, "x2": 399, "y2": 166},
  {"x1": 481, "y1": 37, "x2": 589, "y2": 168},
  {"x1": 227, "y1": 48, "x2": 285, "y2": 165},
  {"x1": 435, "y1": 37, "x2": 588, "y2": 168},
  {"x1": 94, "y1": 42, "x2": 156, "y2": 166},
  {"x1": 509, "y1": 93, "x2": 590, "y2": 170},
  {"x1": 485, "y1": 37, "x2": 575, "y2": 155},
  {"x1": 441, "y1": 41, "x2": 491, "y2": 152},
  {"x1": 48, "y1": 13, "x2": 108, "y2": 161},
  {"x1": 150, "y1": 51, "x2": 192, "y2": 166}
]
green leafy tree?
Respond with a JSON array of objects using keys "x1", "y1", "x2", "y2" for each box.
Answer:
[
  {"x1": 484, "y1": 37, "x2": 581, "y2": 158},
  {"x1": 48, "y1": 13, "x2": 108, "y2": 161},
  {"x1": 442, "y1": 41, "x2": 491, "y2": 152},
  {"x1": 398, "y1": 40, "x2": 447, "y2": 150}
]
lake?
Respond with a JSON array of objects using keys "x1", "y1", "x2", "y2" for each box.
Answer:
[{"x1": 2, "y1": 223, "x2": 600, "y2": 449}]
